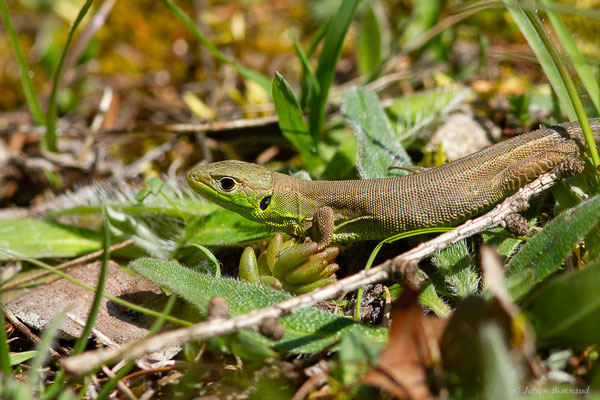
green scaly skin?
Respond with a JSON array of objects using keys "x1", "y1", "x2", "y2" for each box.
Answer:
[{"x1": 187, "y1": 119, "x2": 600, "y2": 247}]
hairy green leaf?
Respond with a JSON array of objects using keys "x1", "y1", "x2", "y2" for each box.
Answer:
[
  {"x1": 419, "y1": 283, "x2": 451, "y2": 318},
  {"x1": 130, "y1": 258, "x2": 387, "y2": 354},
  {"x1": 386, "y1": 86, "x2": 469, "y2": 140},
  {"x1": 342, "y1": 86, "x2": 411, "y2": 178},
  {"x1": 432, "y1": 240, "x2": 479, "y2": 299},
  {"x1": 506, "y1": 195, "x2": 600, "y2": 300}
]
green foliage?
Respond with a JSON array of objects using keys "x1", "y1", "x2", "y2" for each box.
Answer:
[
  {"x1": 508, "y1": 93, "x2": 531, "y2": 125},
  {"x1": 0, "y1": 375, "x2": 43, "y2": 400},
  {"x1": 431, "y1": 240, "x2": 479, "y2": 299},
  {"x1": 385, "y1": 85, "x2": 469, "y2": 139},
  {"x1": 308, "y1": 0, "x2": 360, "y2": 142},
  {"x1": 542, "y1": 0, "x2": 600, "y2": 114},
  {"x1": 419, "y1": 283, "x2": 451, "y2": 317},
  {"x1": 106, "y1": 207, "x2": 170, "y2": 258},
  {"x1": 238, "y1": 235, "x2": 339, "y2": 295},
  {"x1": 523, "y1": 261, "x2": 600, "y2": 347},
  {"x1": 0, "y1": 219, "x2": 102, "y2": 260},
  {"x1": 181, "y1": 210, "x2": 276, "y2": 247},
  {"x1": 506, "y1": 194, "x2": 600, "y2": 301},
  {"x1": 399, "y1": 0, "x2": 442, "y2": 53},
  {"x1": 136, "y1": 178, "x2": 165, "y2": 203},
  {"x1": 341, "y1": 86, "x2": 412, "y2": 179},
  {"x1": 272, "y1": 73, "x2": 319, "y2": 170},
  {"x1": 130, "y1": 257, "x2": 388, "y2": 354},
  {"x1": 480, "y1": 324, "x2": 518, "y2": 400},
  {"x1": 298, "y1": 19, "x2": 330, "y2": 108},
  {"x1": 0, "y1": 0, "x2": 45, "y2": 125},
  {"x1": 354, "y1": 226, "x2": 453, "y2": 318},
  {"x1": 506, "y1": 0, "x2": 600, "y2": 174},
  {"x1": 357, "y1": 7, "x2": 383, "y2": 76},
  {"x1": 331, "y1": 330, "x2": 380, "y2": 385},
  {"x1": 175, "y1": 243, "x2": 220, "y2": 277},
  {"x1": 8, "y1": 351, "x2": 37, "y2": 366},
  {"x1": 505, "y1": 0, "x2": 574, "y2": 118},
  {"x1": 0, "y1": 291, "x2": 10, "y2": 375},
  {"x1": 44, "y1": 0, "x2": 94, "y2": 153}
]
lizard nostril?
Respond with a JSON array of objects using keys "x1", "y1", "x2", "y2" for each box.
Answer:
[{"x1": 187, "y1": 170, "x2": 198, "y2": 181}]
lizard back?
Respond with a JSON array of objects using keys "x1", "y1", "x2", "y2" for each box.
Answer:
[{"x1": 271, "y1": 119, "x2": 600, "y2": 241}]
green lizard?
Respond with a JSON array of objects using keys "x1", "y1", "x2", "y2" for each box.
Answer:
[{"x1": 187, "y1": 119, "x2": 600, "y2": 248}]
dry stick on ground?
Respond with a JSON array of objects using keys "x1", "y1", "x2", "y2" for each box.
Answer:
[
  {"x1": 0, "y1": 115, "x2": 281, "y2": 137},
  {"x1": 61, "y1": 169, "x2": 562, "y2": 376}
]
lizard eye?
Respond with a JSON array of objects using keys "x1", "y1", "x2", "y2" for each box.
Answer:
[
  {"x1": 219, "y1": 177, "x2": 236, "y2": 192},
  {"x1": 260, "y1": 196, "x2": 271, "y2": 210}
]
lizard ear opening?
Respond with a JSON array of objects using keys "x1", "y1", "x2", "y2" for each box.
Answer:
[{"x1": 260, "y1": 196, "x2": 271, "y2": 211}]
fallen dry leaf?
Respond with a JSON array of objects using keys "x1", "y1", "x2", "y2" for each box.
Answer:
[
  {"x1": 6, "y1": 261, "x2": 180, "y2": 365},
  {"x1": 363, "y1": 287, "x2": 447, "y2": 400}
]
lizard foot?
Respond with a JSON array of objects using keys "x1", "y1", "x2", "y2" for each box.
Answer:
[
  {"x1": 555, "y1": 158, "x2": 585, "y2": 179},
  {"x1": 504, "y1": 213, "x2": 530, "y2": 237}
]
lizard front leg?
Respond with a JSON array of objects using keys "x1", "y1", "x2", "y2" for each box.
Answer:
[{"x1": 312, "y1": 206, "x2": 335, "y2": 250}]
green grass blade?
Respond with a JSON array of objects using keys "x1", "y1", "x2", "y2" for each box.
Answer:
[
  {"x1": 522, "y1": 5, "x2": 600, "y2": 174},
  {"x1": 44, "y1": 0, "x2": 94, "y2": 153},
  {"x1": 307, "y1": 18, "x2": 331, "y2": 57},
  {"x1": 542, "y1": 0, "x2": 600, "y2": 113},
  {"x1": 504, "y1": 0, "x2": 574, "y2": 118},
  {"x1": 70, "y1": 210, "x2": 111, "y2": 356},
  {"x1": 9, "y1": 350, "x2": 37, "y2": 366},
  {"x1": 298, "y1": 18, "x2": 331, "y2": 107},
  {"x1": 308, "y1": 0, "x2": 359, "y2": 142},
  {"x1": 161, "y1": 0, "x2": 271, "y2": 93},
  {"x1": 95, "y1": 294, "x2": 177, "y2": 400},
  {"x1": 0, "y1": 219, "x2": 103, "y2": 260},
  {"x1": 272, "y1": 72, "x2": 319, "y2": 169},
  {"x1": 28, "y1": 307, "x2": 68, "y2": 396},
  {"x1": 0, "y1": 248, "x2": 191, "y2": 327},
  {"x1": 0, "y1": 293, "x2": 11, "y2": 375},
  {"x1": 289, "y1": 30, "x2": 320, "y2": 95},
  {"x1": 0, "y1": 0, "x2": 45, "y2": 125}
]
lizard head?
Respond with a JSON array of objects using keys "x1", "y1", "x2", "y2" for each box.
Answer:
[{"x1": 187, "y1": 160, "x2": 274, "y2": 221}]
